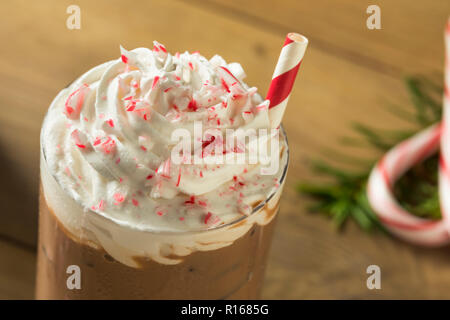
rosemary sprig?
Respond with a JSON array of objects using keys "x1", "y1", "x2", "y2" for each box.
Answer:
[{"x1": 298, "y1": 76, "x2": 443, "y2": 231}]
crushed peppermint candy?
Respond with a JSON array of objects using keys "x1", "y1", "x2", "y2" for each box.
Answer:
[{"x1": 43, "y1": 41, "x2": 287, "y2": 233}]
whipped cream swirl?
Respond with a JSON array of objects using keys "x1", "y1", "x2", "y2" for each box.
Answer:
[{"x1": 42, "y1": 42, "x2": 287, "y2": 232}]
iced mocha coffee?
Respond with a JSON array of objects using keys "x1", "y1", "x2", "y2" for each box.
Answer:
[{"x1": 36, "y1": 42, "x2": 289, "y2": 299}]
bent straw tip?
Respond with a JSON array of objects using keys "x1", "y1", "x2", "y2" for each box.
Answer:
[{"x1": 287, "y1": 33, "x2": 309, "y2": 44}]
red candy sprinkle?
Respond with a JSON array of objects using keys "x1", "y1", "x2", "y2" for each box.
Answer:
[
  {"x1": 159, "y1": 45, "x2": 167, "y2": 53},
  {"x1": 204, "y1": 212, "x2": 212, "y2": 224},
  {"x1": 187, "y1": 99, "x2": 198, "y2": 112},
  {"x1": 176, "y1": 168, "x2": 181, "y2": 187},
  {"x1": 221, "y1": 79, "x2": 230, "y2": 93},
  {"x1": 93, "y1": 137, "x2": 102, "y2": 146},
  {"x1": 106, "y1": 119, "x2": 115, "y2": 128},
  {"x1": 64, "y1": 84, "x2": 89, "y2": 119},
  {"x1": 101, "y1": 137, "x2": 116, "y2": 154},
  {"x1": 202, "y1": 136, "x2": 215, "y2": 149},
  {"x1": 113, "y1": 192, "x2": 125, "y2": 204},
  {"x1": 126, "y1": 101, "x2": 137, "y2": 112},
  {"x1": 132, "y1": 199, "x2": 139, "y2": 207},
  {"x1": 185, "y1": 195, "x2": 195, "y2": 205},
  {"x1": 65, "y1": 106, "x2": 74, "y2": 116},
  {"x1": 158, "y1": 159, "x2": 171, "y2": 178},
  {"x1": 121, "y1": 55, "x2": 128, "y2": 64},
  {"x1": 152, "y1": 76, "x2": 160, "y2": 89}
]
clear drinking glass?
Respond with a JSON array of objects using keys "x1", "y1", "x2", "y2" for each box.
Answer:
[{"x1": 36, "y1": 110, "x2": 289, "y2": 300}]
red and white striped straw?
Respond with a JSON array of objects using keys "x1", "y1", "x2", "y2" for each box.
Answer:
[
  {"x1": 439, "y1": 18, "x2": 450, "y2": 233},
  {"x1": 267, "y1": 33, "x2": 308, "y2": 128},
  {"x1": 366, "y1": 19, "x2": 450, "y2": 246}
]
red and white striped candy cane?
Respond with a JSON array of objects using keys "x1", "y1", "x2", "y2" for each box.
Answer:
[
  {"x1": 367, "y1": 124, "x2": 449, "y2": 246},
  {"x1": 267, "y1": 33, "x2": 308, "y2": 129},
  {"x1": 439, "y1": 19, "x2": 450, "y2": 233},
  {"x1": 366, "y1": 19, "x2": 450, "y2": 246}
]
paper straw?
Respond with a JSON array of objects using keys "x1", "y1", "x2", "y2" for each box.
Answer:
[{"x1": 267, "y1": 33, "x2": 308, "y2": 128}]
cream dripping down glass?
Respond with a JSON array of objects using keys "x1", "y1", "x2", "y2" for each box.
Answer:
[{"x1": 37, "y1": 37, "x2": 306, "y2": 299}]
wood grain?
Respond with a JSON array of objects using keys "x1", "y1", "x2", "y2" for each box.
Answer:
[
  {"x1": 0, "y1": 0, "x2": 449, "y2": 299},
  {"x1": 202, "y1": 0, "x2": 450, "y2": 76},
  {"x1": 0, "y1": 239, "x2": 35, "y2": 300}
]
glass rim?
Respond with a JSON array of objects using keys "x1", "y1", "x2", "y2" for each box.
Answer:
[{"x1": 40, "y1": 99, "x2": 289, "y2": 236}]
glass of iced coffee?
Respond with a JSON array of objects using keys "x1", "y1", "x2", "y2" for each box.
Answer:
[{"x1": 36, "y1": 42, "x2": 289, "y2": 299}]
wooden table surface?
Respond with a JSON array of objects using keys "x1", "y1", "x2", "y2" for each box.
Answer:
[{"x1": 1, "y1": 0, "x2": 450, "y2": 299}]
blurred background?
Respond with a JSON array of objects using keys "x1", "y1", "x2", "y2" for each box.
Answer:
[{"x1": 1, "y1": 0, "x2": 450, "y2": 299}]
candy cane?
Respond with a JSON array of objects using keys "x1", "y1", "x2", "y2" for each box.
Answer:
[
  {"x1": 439, "y1": 18, "x2": 450, "y2": 232},
  {"x1": 366, "y1": 19, "x2": 450, "y2": 246},
  {"x1": 367, "y1": 124, "x2": 449, "y2": 246},
  {"x1": 267, "y1": 33, "x2": 308, "y2": 129}
]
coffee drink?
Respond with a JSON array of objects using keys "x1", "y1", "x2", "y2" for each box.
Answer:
[{"x1": 36, "y1": 42, "x2": 289, "y2": 299}]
